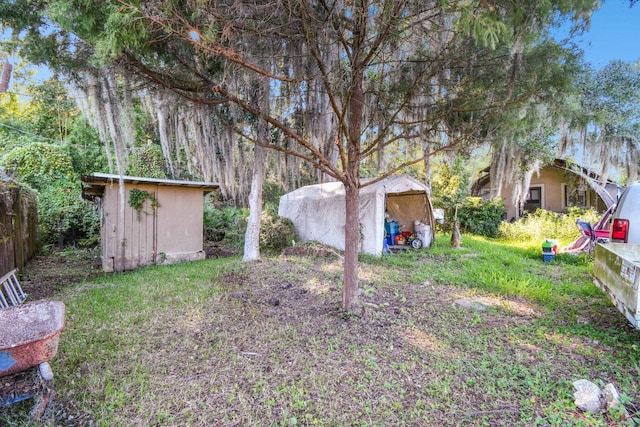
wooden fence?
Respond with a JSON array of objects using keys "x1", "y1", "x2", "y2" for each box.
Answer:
[{"x1": 0, "y1": 182, "x2": 38, "y2": 275}]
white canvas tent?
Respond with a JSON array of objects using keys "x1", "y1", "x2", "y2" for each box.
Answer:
[{"x1": 278, "y1": 174, "x2": 436, "y2": 256}]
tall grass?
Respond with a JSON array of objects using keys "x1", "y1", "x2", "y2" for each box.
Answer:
[
  {"x1": 498, "y1": 208, "x2": 602, "y2": 246},
  {"x1": 379, "y1": 234, "x2": 596, "y2": 311}
]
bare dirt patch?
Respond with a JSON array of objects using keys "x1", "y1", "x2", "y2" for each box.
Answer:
[
  {"x1": 20, "y1": 243, "x2": 237, "y2": 301},
  {"x1": 203, "y1": 241, "x2": 239, "y2": 259},
  {"x1": 19, "y1": 249, "x2": 103, "y2": 302}
]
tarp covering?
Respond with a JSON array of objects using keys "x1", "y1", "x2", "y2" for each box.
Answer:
[{"x1": 278, "y1": 174, "x2": 436, "y2": 256}]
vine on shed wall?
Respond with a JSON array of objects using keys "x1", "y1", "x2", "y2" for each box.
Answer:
[{"x1": 128, "y1": 188, "x2": 160, "y2": 221}]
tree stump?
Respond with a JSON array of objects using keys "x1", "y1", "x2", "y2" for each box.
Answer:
[{"x1": 451, "y1": 220, "x2": 461, "y2": 248}]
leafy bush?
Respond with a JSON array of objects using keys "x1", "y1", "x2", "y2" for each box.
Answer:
[
  {"x1": 429, "y1": 157, "x2": 471, "y2": 207},
  {"x1": 429, "y1": 157, "x2": 506, "y2": 238},
  {"x1": 437, "y1": 196, "x2": 506, "y2": 238},
  {"x1": 204, "y1": 205, "x2": 248, "y2": 247},
  {"x1": 1, "y1": 142, "x2": 75, "y2": 190},
  {"x1": 38, "y1": 178, "x2": 100, "y2": 247},
  {"x1": 498, "y1": 207, "x2": 602, "y2": 244},
  {"x1": 126, "y1": 144, "x2": 167, "y2": 178},
  {"x1": 204, "y1": 203, "x2": 295, "y2": 253},
  {"x1": 1, "y1": 143, "x2": 100, "y2": 247},
  {"x1": 262, "y1": 179, "x2": 288, "y2": 207},
  {"x1": 456, "y1": 197, "x2": 506, "y2": 238},
  {"x1": 259, "y1": 206, "x2": 296, "y2": 253}
]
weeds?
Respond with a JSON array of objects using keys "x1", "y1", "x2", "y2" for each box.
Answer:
[
  {"x1": 2, "y1": 233, "x2": 640, "y2": 426},
  {"x1": 499, "y1": 207, "x2": 601, "y2": 245}
]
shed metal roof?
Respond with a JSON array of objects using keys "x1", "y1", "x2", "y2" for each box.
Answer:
[{"x1": 81, "y1": 173, "x2": 219, "y2": 199}]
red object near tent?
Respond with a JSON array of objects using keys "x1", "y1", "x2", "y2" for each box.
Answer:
[{"x1": 561, "y1": 206, "x2": 614, "y2": 253}]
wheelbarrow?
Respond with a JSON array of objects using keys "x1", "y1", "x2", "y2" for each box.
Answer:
[{"x1": 1, "y1": 300, "x2": 66, "y2": 420}]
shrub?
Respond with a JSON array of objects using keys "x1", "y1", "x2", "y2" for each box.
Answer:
[
  {"x1": 262, "y1": 179, "x2": 288, "y2": 207},
  {"x1": 437, "y1": 196, "x2": 506, "y2": 238},
  {"x1": 1, "y1": 143, "x2": 100, "y2": 247},
  {"x1": 204, "y1": 203, "x2": 295, "y2": 254},
  {"x1": 456, "y1": 197, "x2": 506, "y2": 238},
  {"x1": 204, "y1": 205, "x2": 247, "y2": 248},
  {"x1": 37, "y1": 178, "x2": 100, "y2": 247},
  {"x1": 126, "y1": 144, "x2": 167, "y2": 178},
  {"x1": 1, "y1": 142, "x2": 74, "y2": 190},
  {"x1": 259, "y1": 206, "x2": 296, "y2": 253}
]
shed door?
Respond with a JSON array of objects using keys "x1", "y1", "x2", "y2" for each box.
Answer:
[
  {"x1": 102, "y1": 185, "x2": 158, "y2": 271},
  {"x1": 116, "y1": 186, "x2": 157, "y2": 271}
]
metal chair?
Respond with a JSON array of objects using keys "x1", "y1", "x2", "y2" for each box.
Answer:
[
  {"x1": 576, "y1": 218, "x2": 597, "y2": 255},
  {"x1": 0, "y1": 269, "x2": 27, "y2": 309}
]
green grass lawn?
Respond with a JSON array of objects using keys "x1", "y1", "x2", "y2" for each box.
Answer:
[{"x1": 3, "y1": 235, "x2": 639, "y2": 426}]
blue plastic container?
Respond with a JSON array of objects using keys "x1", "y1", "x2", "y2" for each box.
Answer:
[
  {"x1": 542, "y1": 238, "x2": 558, "y2": 262},
  {"x1": 387, "y1": 232, "x2": 398, "y2": 246},
  {"x1": 385, "y1": 221, "x2": 399, "y2": 235}
]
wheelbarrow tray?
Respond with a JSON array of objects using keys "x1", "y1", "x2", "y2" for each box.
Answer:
[{"x1": 0, "y1": 301, "x2": 65, "y2": 377}]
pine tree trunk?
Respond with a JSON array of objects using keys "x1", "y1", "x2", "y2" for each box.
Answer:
[
  {"x1": 342, "y1": 183, "x2": 360, "y2": 310},
  {"x1": 341, "y1": 7, "x2": 367, "y2": 310},
  {"x1": 342, "y1": 43, "x2": 365, "y2": 310}
]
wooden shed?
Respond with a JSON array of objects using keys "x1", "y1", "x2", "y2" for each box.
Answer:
[{"x1": 82, "y1": 173, "x2": 219, "y2": 272}]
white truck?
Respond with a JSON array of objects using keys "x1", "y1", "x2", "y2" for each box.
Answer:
[{"x1": 592, "y1": 181, "x2": 640, "y2": 329}]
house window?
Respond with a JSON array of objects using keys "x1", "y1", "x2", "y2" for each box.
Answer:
[
  {"x1": 524, "y1": 186, "x2": 542, "y2": 212},
  {"x1": 479, "y1": 188, "x2": 492, "y2": 200},
  {"x1": 564, "y1": 185, "x2": 589, "y2": 208}
]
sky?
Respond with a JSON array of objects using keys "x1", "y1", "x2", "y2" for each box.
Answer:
[
  {"x1": 571, "y1": 0, "x2": 640, "y2": 68},
  {"x1": 7, "y1": 0, "x2": 639, "y2": 84}
]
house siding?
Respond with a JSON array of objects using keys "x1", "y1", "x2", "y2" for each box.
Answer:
[{"x1": 475, "y1": 165, "x2": 612, "y2": 220}]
